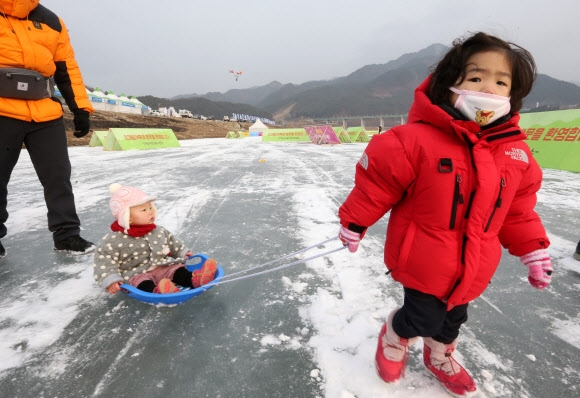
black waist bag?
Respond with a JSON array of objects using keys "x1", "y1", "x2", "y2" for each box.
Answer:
[{"x1": 0, "y1": 68, "x2": 55, "y2": 100}]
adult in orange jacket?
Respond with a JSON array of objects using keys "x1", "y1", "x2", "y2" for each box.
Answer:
[
  {"x1": 338, "y1": 32, "x2": 552, "y2": 397},
  {"x1": 0, "y1": 0, "x2": 94, "y2": 258}
]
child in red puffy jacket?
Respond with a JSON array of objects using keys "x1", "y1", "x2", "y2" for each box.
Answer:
[{"x1": 338, "y1": 32, "x2": 552, "y2": 397}]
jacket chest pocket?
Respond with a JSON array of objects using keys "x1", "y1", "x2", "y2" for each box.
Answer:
[
  {"x1": 435, "y1": 158, "x2": 468, "y2": 231},
  {"x1": 484, "y1": 177, "x2": 506, "y2": 232},
  {"x1": 413, "y1": 158, "x2": 470, "y2": 231},
  {"x1": 449, "y1": 172, "x2": 465, "y2": 230},
  {"x1": 482, "y1": 163, "x2": 526, "y2": 234}
]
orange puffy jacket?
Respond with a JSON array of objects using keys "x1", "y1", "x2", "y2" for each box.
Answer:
[{"x1": 0, "y1": 0, "x2": 93, "y2": 122}]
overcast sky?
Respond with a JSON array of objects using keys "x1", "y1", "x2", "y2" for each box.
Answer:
[{"x1": 46, "y1": 0, "x2": 579, "y2": 99}]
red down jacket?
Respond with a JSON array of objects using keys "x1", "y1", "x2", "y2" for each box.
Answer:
[{"x1": 339, "y1": 77, "x2": 550, "y2": 310}]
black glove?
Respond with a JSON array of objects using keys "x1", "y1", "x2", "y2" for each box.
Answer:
[{"x1": 73, "y1": 109, "x2": 91, "y2": 138}]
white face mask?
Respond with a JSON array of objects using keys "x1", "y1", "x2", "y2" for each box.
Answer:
[{"x1": 449, "y1": 87, "x2": 511, "y2": 126}]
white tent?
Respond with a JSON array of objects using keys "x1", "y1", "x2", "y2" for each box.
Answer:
[
  {"x1": 104, "y1": 90, "x2": 120, "y2": 112},
  {"x1": 129, "y1": 96, "x2": 150, "y2": 115},
  {"x1": 249, "y1": 118, "x2": 268, "y2": 136},
  {"x1": 129, "y1": 95, "x2": 143, "y2": 105},
  {"x1": 87, "y1": 87, "x2": 107, "y2": 110},
  {"x1": 105, "y1": 90, "x2": 120, "y2": 101},
  {"x1": 117, "y1": 93, "x2": 141, "y2": 114},
  {"x1": 90, "y1": 87, "x2": 107, "y2": 98}
]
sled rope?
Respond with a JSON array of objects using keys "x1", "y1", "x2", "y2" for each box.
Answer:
[
  {"x1": 200, "y1": 237, "x2": 346, "y2": 288},
  {"x1": 219, "y1": 236, "x2": 339, "y2": 281}
]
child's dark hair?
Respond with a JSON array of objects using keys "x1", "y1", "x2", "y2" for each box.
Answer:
[{"x1": 429, "y1": 32, "x2": 537, "y2": 112}]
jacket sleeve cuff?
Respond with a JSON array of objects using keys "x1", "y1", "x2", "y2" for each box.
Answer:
[
  {"x1": 100, "y1": 274, "x2": 124, "y2": 290},
  {"x1": 508, "y1": 239, "x2": 550, "y2": 257},
  {"x1": 340, "y1": 220, "x2": 367, "y2": 237},
  {"x1": 179, "y1": 248, "x2": 191, "y2": 259}
]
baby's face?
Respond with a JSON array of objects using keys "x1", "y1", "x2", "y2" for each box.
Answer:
[{"x1": 129, "y1": 201, "x2": 155, "y2": 226}]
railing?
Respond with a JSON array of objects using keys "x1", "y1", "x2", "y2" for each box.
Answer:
[{"x1": 312, "y1": 114, "x2": 408, "y2": 126}]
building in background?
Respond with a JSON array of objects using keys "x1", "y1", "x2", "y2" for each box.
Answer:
[{"x1": 54, "y1": 86, "x2": 150, "y2": 115}]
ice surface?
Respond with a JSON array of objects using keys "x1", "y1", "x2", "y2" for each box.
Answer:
[{"x1": 0, "y1": 138, "x2": 578, "y2": 397}]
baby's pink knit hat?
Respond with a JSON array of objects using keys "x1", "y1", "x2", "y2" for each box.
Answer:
[{"x1": 109, "y1": 183, "x2": 157, "y2": 231}]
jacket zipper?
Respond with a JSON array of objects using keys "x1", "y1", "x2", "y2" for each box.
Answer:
[
  {"x1": 443, "y1": 234, "x2": 467, "y2": 304},
  {"x1": 484, "y1": 177, "x2": 506, "y2": 232},
  {"x1": 449, "y1": 173, "x2": 464, "y2": 230}
]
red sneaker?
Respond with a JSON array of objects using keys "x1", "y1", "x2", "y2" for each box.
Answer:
[
  {"x1": 375, "y1": 311, "x2": 418, "y2": 383},
  {"x1": 192, "y1": 258, "x2": 218, "y2": 288},
  {"x1": 153, "y1": 278, "x2": 180, "y2": 294},
  {"x1": 423, "y1": 337, "x2": 477, "y2": 397},
  {"x1": 375, "y1": 324, "x2": 408, "y2": 383}
]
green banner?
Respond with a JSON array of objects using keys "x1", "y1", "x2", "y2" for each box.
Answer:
[
  {"x1": 261, "y1": 128, "x2": 310, "y2": 142},
  {"x1": 519, "y1": 109, "x2": 580, "y2": 172},
  {"x1": 347, "y1": 127, "x2": 370, "y2": 142},
  {"x1": 89, "y1": 130, "x2": 109, "y2": 147},
  {"x1": 332, "y1": 127, "x2": 352, "y2": 143},
  {"x1": 103, "y1": 128, "x2": 180, "y2": 151}
]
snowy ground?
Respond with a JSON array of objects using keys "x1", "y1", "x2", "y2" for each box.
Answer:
[{"x1": 0, "y1": 137, "x2": 579, "y2": 398}]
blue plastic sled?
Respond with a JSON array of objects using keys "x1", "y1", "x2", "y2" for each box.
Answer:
[{"x1": 120, "y1": 253, "x2": 224, "y2": 305}]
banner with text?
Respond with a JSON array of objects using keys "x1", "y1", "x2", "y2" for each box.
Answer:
[
  {"x1": 89, "y1": 130, "x2": 109, "y2": 147},
  {"x1": 519, "y1": 109, "x2": 580, "y2": 173},
  {"x1": 261, "y1": 128, "x2": 310, "y2": 142},
  {"x1": 332, "y1": 127, "x2": 351, "y2": 143},
  {"x1": 103, "y1": 128, "x2": 180, "y2": 151},
  {"x1": 304, "y1": 125, "x2": 341, "y2": 144}
]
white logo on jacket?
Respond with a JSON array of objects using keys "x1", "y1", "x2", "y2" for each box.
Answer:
[
  {"x1": 505, "y1": 148, "x2": 529, "y2": 163},
  {"x1": 359, "y1": 152, "x2": 369, "y2": 170}
]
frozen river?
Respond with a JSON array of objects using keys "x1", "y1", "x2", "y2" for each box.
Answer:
[{"x1": 0, "y1": 137, "x2": 579, "y2": 397}]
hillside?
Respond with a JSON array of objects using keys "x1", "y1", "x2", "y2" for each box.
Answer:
[
  {"x1": 94, "y1": 44, "x2": 580, "y2": 124},
  {"x1": 136, "y1": 95, "x2": 274, "y2": 123},
  {"x1": 62, "y1": 110, "x2": 253, "y2": 146},
  {"x1": 186, "y1": 43, "x2": 580, "y2": 120}
]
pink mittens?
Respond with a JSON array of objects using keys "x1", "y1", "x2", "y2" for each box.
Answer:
[
  {"x1": 339, "y1": 226, "x2": 361, "y2": 253},
  {"x1": 520, "y1": 249, "x2": 553, "y2": 290}
]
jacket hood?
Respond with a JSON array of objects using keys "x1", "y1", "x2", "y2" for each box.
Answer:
[
  {"x1": 407, "y1": 76, "x2": 454, "y2": 129},
  {"x1": 0, "y1": 0, "x2": 39, "y2": 18},
  {"x1": 407, "y1": 76, "x2": 523, "y2": 141}
]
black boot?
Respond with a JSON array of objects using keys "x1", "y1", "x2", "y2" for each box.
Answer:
[
  {"x1": 0, "y1": 240, "x2": 5, "y2": 258},
  {"x1": 54, "y1": 235, "x2": 95, "y2": 254},
  {"x1": 574, "y1": 240, "x2": 580, "y2": 261}
]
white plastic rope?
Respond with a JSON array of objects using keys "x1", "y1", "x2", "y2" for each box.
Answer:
[
  {"x1": 219, "y1": 236, "x2": 339, "y2": 281},
  {"x1": 198, "y1": 237, "x2": 347, "y2": 289}
]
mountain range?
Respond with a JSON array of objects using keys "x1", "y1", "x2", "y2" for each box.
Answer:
[{"x1": 137, "y1": 44, "x2": 580, "y2": 122}]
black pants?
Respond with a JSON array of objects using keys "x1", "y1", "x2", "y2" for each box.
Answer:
[
  {"x1": 392, "y1": 287, "x2": 468, "y2": 344},
  {"x1": 0, "y1": 116, "x2": 80, "y2": 242},
  {"x1": 137, "y1": 267, "x2": 194, "y2": 292}
]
